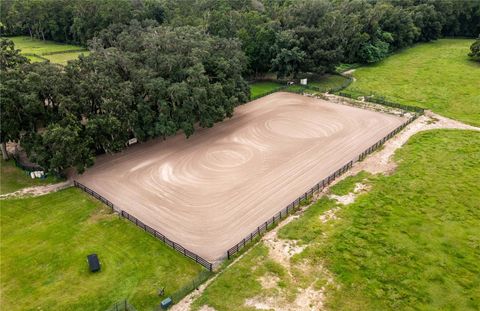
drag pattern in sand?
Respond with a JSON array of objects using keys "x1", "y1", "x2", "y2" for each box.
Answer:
[{"x1": 76, "y1": 92, "x2": 405, "y2": 261}]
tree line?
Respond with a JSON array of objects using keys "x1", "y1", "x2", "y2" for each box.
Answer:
[
  {"x1": 1, "y1": 0, "x2": 479, "y2": 174},
  {"x1": 1, "y1": 23, "x2": 248, "y2": 172},
  {"x1": 0, "y1": 0, "x2": 165, "y2": 44}
]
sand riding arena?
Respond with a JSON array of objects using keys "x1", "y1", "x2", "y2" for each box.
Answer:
[{"x1": 76, "y1": 92, "x2": 406, "y2": 263}]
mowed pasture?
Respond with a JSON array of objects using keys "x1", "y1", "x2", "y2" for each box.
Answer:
[
  {"x1": 345, "y1": 39, "x2": 480, "y2": 126},
  {"x1": 9, "y1": 36, "x2": 89, "y2": 65},
  {"x1": 193, "y1": 130, "x2": 480, "y2": 311},
  {"x1": 0, "y1": 188, "x2": 203, "y2": 311},
  {"x1": 76, "y1": 92, "x2": 406, "y2": 261},
  {"x1": 250, "y1": 81, "x2": 283, "y2": 98}
]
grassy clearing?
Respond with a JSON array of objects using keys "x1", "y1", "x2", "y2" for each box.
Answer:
[
  {"x1": 8, "y1": 36, "x2": 89, "y2": 65},
  {"x1": 10, "y1": 36, "x2": 85, "y2": 54},
  {"x1": 0, "y1": 188, "x2": 203, "y2": 311},
  {"x1": 250, "y1": 81, "x2": 284, "y2": 98},
  {"x1": 309, "y1": 74, "x2": 349, "y2": 90},
  {"x1": 250, "y1": 74, "x2": 349, "y2": 98},
  {"x1": 42, "y1": 51, "x2": 89, "y2": 65},
  {"x1": 0, "y1": 160, "x2": 58, "y2": 194},
  {"x1": 345, "y1": 39, "x2": 480, "y2": 126},
  {"x1": 282, "y1": 130, "x2": 480, "y2": 310},
  {"x1": 193, "y1": 130, "x2": 480, "y2": 310}
]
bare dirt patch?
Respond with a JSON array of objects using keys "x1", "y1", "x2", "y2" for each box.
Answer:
[
  {"x1": 263, "y1": 230, "x2": 306, "y2": 267},
  {"x1": 198, "y1": 306, "x2": 217, "y2": 311},
  {"x1": 259, "y1": 274, "x2": 280, "y2": 289},
  {"x1": 0, "y1": 180, "x2": 72, "y2": 199},
  {"x1": 244, "y1": 284, "x2": 327, "y2": 311},
  {"x1": 329, "y1": 182, "x2": 370, "y2": 206}
]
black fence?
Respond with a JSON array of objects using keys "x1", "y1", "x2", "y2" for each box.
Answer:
[
  {"x1": 163, "y1": 269, "x2": 212, "y2": 307},
  {"x1": 250, "y1": 73, "x2": 353, "y2": 101},
  {"x1": 306, "y1": 74, "x2": 354, "y2": 94},
  {"x1": 73, "y1": 180, "x2": 213, "y2": 271},
  {"x1": 227, "y1": 113, "x2": 419, "y2": 259},
  {"x1": 338, "y1": 91, "x2": 424, "y2": 114}
]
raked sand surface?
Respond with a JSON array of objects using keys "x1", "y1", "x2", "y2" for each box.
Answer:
[{"x1": 76, "y1": 92, "x2": 406, "y2": 261}]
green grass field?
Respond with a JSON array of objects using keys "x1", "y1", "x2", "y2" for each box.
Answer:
[
  {"x1": 8, "y1": 36, "x2": 89, "y2": 65},
  {"x1": 0, "y1": 188, "x2": 204, "y2": 310},
  {"x1": 250, "y1": 75, "x2": 350, "y2": 98},
  {"x1": 309, "y1": 74, "x2": 349, "y2": 90},
  {"x1": 345, "y1": 39, "x2": 480, "y2": 126},
  {"x1": 193, "y1": 130, "x2": 480, "y2": 310},
  {"x1": 43, "y1": 51, "x2": 89, "y2": 65},
  {"x1": 0, "y1": 160, "x2": 58, "y2": 194},
  {"x1": 250, "y1": 81, "x2": 284, "y2": 98}
]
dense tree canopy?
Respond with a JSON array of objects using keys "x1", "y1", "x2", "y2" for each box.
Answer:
[
  {"x1": 0, "y1": 0, "x2": 165, "y2": 44},
  {"x1": 0, "y1": 0, "x2": 479, "y2": 173},
  {"x1": 0, "y1": 24, "x2": 248, "y2": 172}
]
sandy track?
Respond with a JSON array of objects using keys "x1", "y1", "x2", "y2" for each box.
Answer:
[{"x1": 76, "y1": 92, "x2": 405, "y2": 261}]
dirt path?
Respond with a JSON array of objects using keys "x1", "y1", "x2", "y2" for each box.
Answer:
[
  {"x1": 171, "y1": 106, "x2": 478, "y2": 311},
  {"x1": 341, "y1": 69, "x2": 356, "y2": 82},
  {"x1": 0, "y1": 180, "x2": 73, "y2": 199},
  {"x1": 349, "y1": 110, "x2": 479, "y2": 175}
]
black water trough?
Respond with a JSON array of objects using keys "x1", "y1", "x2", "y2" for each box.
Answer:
[{"x1": 87, "y1": 254, "x2": 100, "y2": 272}]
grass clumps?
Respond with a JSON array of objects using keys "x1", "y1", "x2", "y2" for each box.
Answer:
[
  {"x1": 192, "y1": 241, "x2": 324, "y2": 310},
  {"x1": 193, "y1": 244, "x2": 285, "y2": 311},
  {"x1": 312, "y1": 130, "x2": 479, "y2": 310},
  {"x1": 278, "y1": 197, "x2": 336, "y2": 244},
  {"x1": 346, "y1": 39, "x2": 480, "y2": 126},
  {"x1": 329, "y1": 171, "x2": 372, "y2": 196},
  {"x1": 0, "y1": 188, "x2": 203, "y2": 310}
]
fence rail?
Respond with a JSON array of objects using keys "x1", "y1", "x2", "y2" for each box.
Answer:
[
  {"x1": 105, "y1": 300, "x2": 136, "y2": 311},
  {"x1": 250, "y1": 73, "x2": 353, "y2": 101},
  {"x1": 73, "y1": 180, "x2": 213, "y2": 271},
  {"x1": 227, "y1": 113, "x2": 419, "y2": 259},
  {"x1": 338, "y1": 91, "x2": 424, "y2": 113}
]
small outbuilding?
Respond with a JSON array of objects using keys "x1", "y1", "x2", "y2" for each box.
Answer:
[{"x1": 87, "y1": 254, "x2": 101, "y2": 272}]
